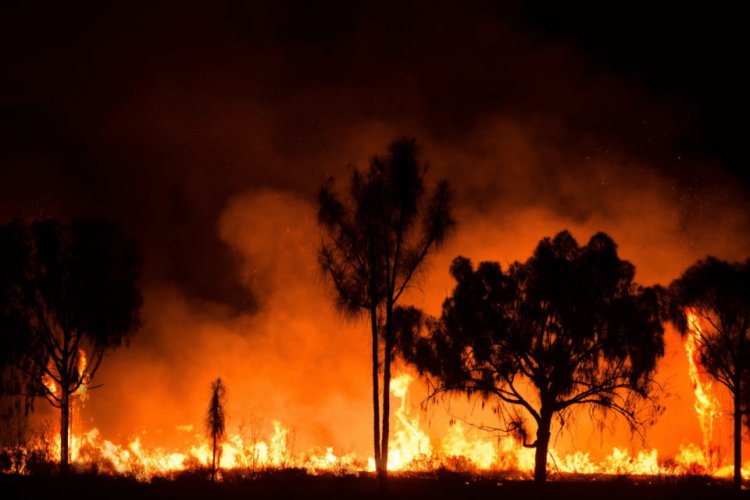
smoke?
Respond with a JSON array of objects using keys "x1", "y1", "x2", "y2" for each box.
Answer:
[
  {"x1": 79, "y1": 190, "x2": 372, "y2": 453},
  {"x1": 4, "y1": 1, "x2": 749, "y2": 460},
  {"x1": 82, "y1": 120, "x2": 750, "y2": 459}
]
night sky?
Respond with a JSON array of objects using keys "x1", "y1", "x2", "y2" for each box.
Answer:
[
  {"x1": 3, "y1": 1, "x2": 746, "y2": 308},
  {"x1": 2, "y1": 1, "x2": 749, "y2": 456}
]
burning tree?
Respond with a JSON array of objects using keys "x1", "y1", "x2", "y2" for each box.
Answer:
[
  {"x1": 206, "y1": 377, "x2": 227, "y2": 481},
  {"x1": 668, "y1": 257, "x2": 750, "y2": 490},
  {"x1": 397, "y1": 231, "x2": 665, "y2": 482},
  {"x1": 317, "y1": 137, "x2": 454, "y2": 483},
  {"x1": 3, "y1": 220, "x2": 142, "y2": 472}
]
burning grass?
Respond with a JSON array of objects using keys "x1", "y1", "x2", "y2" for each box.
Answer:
[
  {"x1": 2, "y1": 368, "x2": 749, "y2": 483},
  {"x1": 1, "y1": 418, "x2": 747, "y2": 483},
  {"x1": 2, "y1": 312, "x2": 747, "y2": 486}
]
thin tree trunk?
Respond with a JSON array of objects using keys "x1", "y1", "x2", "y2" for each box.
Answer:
[
  {"x1": 370, "y1": 307, "x2": 381, "y2": 474},
  {"x1": 534, "y1": 411, "x2": 552, "y2": 483},
  {"x1": 212, "y1": 438, "x2": 217, "y2": 481},
  {"x1": 60, "y1": 331, "x2": 70, "y2": 474},
  {"x1": 734, "y1": 382, "x2": 742, "y2": 491},
  {"x1": 379, "y1": 302, "x2": 393, "y2": 488},
  {"x1": 60, "y1": 388, "x2": 69, "y2": 474},
  {"x1": 380, "y1": 300, "x2": 393, "y2": 488}
]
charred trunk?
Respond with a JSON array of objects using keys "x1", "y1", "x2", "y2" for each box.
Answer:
[
  {"x1": 370, "y1": 306, "x2": 382, "y2": 475},
  {"x1": 211, "y1": 438, "x2": 218, "y2": 481},
  {"x1": 734, "y1": 379, "x2": 742, "y2": 491},
  {"x1": 379, "y1": 301, "x2": 395, "y2": 489},
  {"x1": 533, "y1": 410, "x2": 552, "y2": 483},
  {"x1": 60, "y1": 388, "x2": 70, "y2": 473}
]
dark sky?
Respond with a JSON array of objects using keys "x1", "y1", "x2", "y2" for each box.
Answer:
[{"x1": 1, "y1": 0, "x2": 747, "y2": 311}]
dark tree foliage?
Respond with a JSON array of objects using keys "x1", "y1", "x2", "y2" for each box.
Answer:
[
  {"x1": 0, "y1": 222, "x2": 41, "y2": 463},
  {"x1": 317, "y1": 137, "x2": 454, "y2": 483},
  {"x1": 206, "y1": 377, "x2": 227, "y2": 482},
  {"x1": 3, "y1": 219, "x2": 142, "y2": 472},
  {"x1": 668, "y1": 257, "x2": 750, "y2": 491},
  {"x1": 398, "y1": 231, "x2": 665, "y2": 482},
  {"x1": 0, "y1": 221, "x2": 39, "y2": 404}
]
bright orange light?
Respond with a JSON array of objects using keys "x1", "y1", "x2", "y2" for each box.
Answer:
[
  {"x1": 684, "y1": 310, "x2": 721, "y2": 472},
  {"x1": 9, "y1": 365, "x2": 750, "y2": 479}
]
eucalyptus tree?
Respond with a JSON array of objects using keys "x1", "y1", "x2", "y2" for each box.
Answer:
[
  {"x1": 399, "y1": 231, "x2": 665, "y2": 482},
  {"x1": 317, "y1": 137, "x2": 454, "y2": 482}
]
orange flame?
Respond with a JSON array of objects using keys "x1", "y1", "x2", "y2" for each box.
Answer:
[
  {"x1": 7, "y1": 365, "x2": 750, "y2": 480},
  {"x1": 684, "y1": 310, "x2": 721, "y2": 471},
  {"x1": 387, "y1": 373, "x2": 432, "y2": 470}
]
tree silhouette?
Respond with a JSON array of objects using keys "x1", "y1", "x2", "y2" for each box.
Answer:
[
  {"x1": 0, "y1": 221, "x2": 39, "y2": 405},
  {"x1": 206, "y1": 377, "x2": 227, "y2": 481},
  {"x1": 7, "y1": 219, "x2": 142, "y2": 472},
  {"x1": 398, "y1": 231, "x2": 665, "y2": 482},
  {"x1": 317, "y1": 137, "x2": 454, "y2": 483},
  {"x1": 668, "y1": 256, "x2": 750, "y2": 491},
  {"x1": 0, "y1": 221, "x2": 41, "y2": 469}
]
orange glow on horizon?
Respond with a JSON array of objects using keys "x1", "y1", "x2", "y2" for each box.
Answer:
[
  {"x1": 11, "y1": 351, "x2": 750, "y2": 481},
  {"x1": 8, "y1": 187, "x2": 750, "y2": 483}
]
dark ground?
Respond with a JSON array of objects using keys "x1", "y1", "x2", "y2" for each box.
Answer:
[{"x1": 2, "y1": 471, "x2": 749, "y2": 500}]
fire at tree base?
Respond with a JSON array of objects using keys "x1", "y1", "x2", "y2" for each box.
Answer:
[{"x1": 2, "y1": 373, "x2": 748, "y2": 483}]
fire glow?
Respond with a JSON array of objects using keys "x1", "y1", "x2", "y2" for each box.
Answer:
[
  {"x1": 684, "y1": 310, "x2": 722, "y2": 471},
  {"x1": 6, "y1": 328, "x2": 749, "y2": 481}
]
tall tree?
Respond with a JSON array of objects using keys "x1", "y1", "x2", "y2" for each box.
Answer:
[
  {"x1": 12, "y1": 220, "x2": 142, "y2": 472},
  {"x1": 206, "y1": 377, "x2": 227, "y2": 481},
  {"x1": 0, "y1": 221, "x2": 40, "y2": 472},
  {"x1": 398, "y1": 231, "x2": 664, "y2": 482},
  {"x1": 668, "y1": 257, "x2": 750, "y2": 491},
  {"x1": 317, "y1": 137, "x2": 454, "y2": 482}
]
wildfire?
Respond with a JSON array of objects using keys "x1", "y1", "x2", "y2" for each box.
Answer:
[
  {"x1": 387, "y1": 373, "x2": 432, "y2": 470},
  {"x1": 41, "y1": 372, "x2": 58, "y2": 398},
  {"x1": 5, "y1": 337, "x2": 750, "y2": 481},
  {"x1": 684, "y1": 310, "x2": 721, "y2": 471},
  {"x1": 40, "y1": 349, "x2": 90, "y2": 401},
  {"x1": 76, "y1": 349, "x2": 89, "y2": 402},
  {"x1": 441, "y1": 421, "x2": 496, "y2": 469}
]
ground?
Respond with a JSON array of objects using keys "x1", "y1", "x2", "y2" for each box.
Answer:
[{"x1": 2, "y1": 471, "x2": 749, "y2": 500}]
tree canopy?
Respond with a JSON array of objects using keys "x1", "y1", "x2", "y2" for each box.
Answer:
[
  {"x1": 398, "y1": 231, "x2": 665, "y2": 482},
  {"x1": 0, "y1": 221, "x2": 37, "y2": 401}
]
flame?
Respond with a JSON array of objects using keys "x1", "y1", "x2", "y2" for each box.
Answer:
[
  {"x1": 41, "y1": 372, "x2": 58, "y2": 397},
  {"x1": 684, "y1": 310, "x2": 721, "y2": 471},
  {"x1": 387, "y1": 373, "x2": 432, "y2": 470},
  {"x1": 14, "y1": 423, "x2": 745, "y2": 480},
  {"x1": 40, "y1": 349, "x2": 89, "y2": 400},
  {"x1": 5, "y1": 366, "x2": 750, "y2": 480},
  {"x1": 75, "y1": 349, "x2": 89, "y2": 402},
  {"x1": 441, "y1": 421, "x2": 496, "y2": 469}
]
